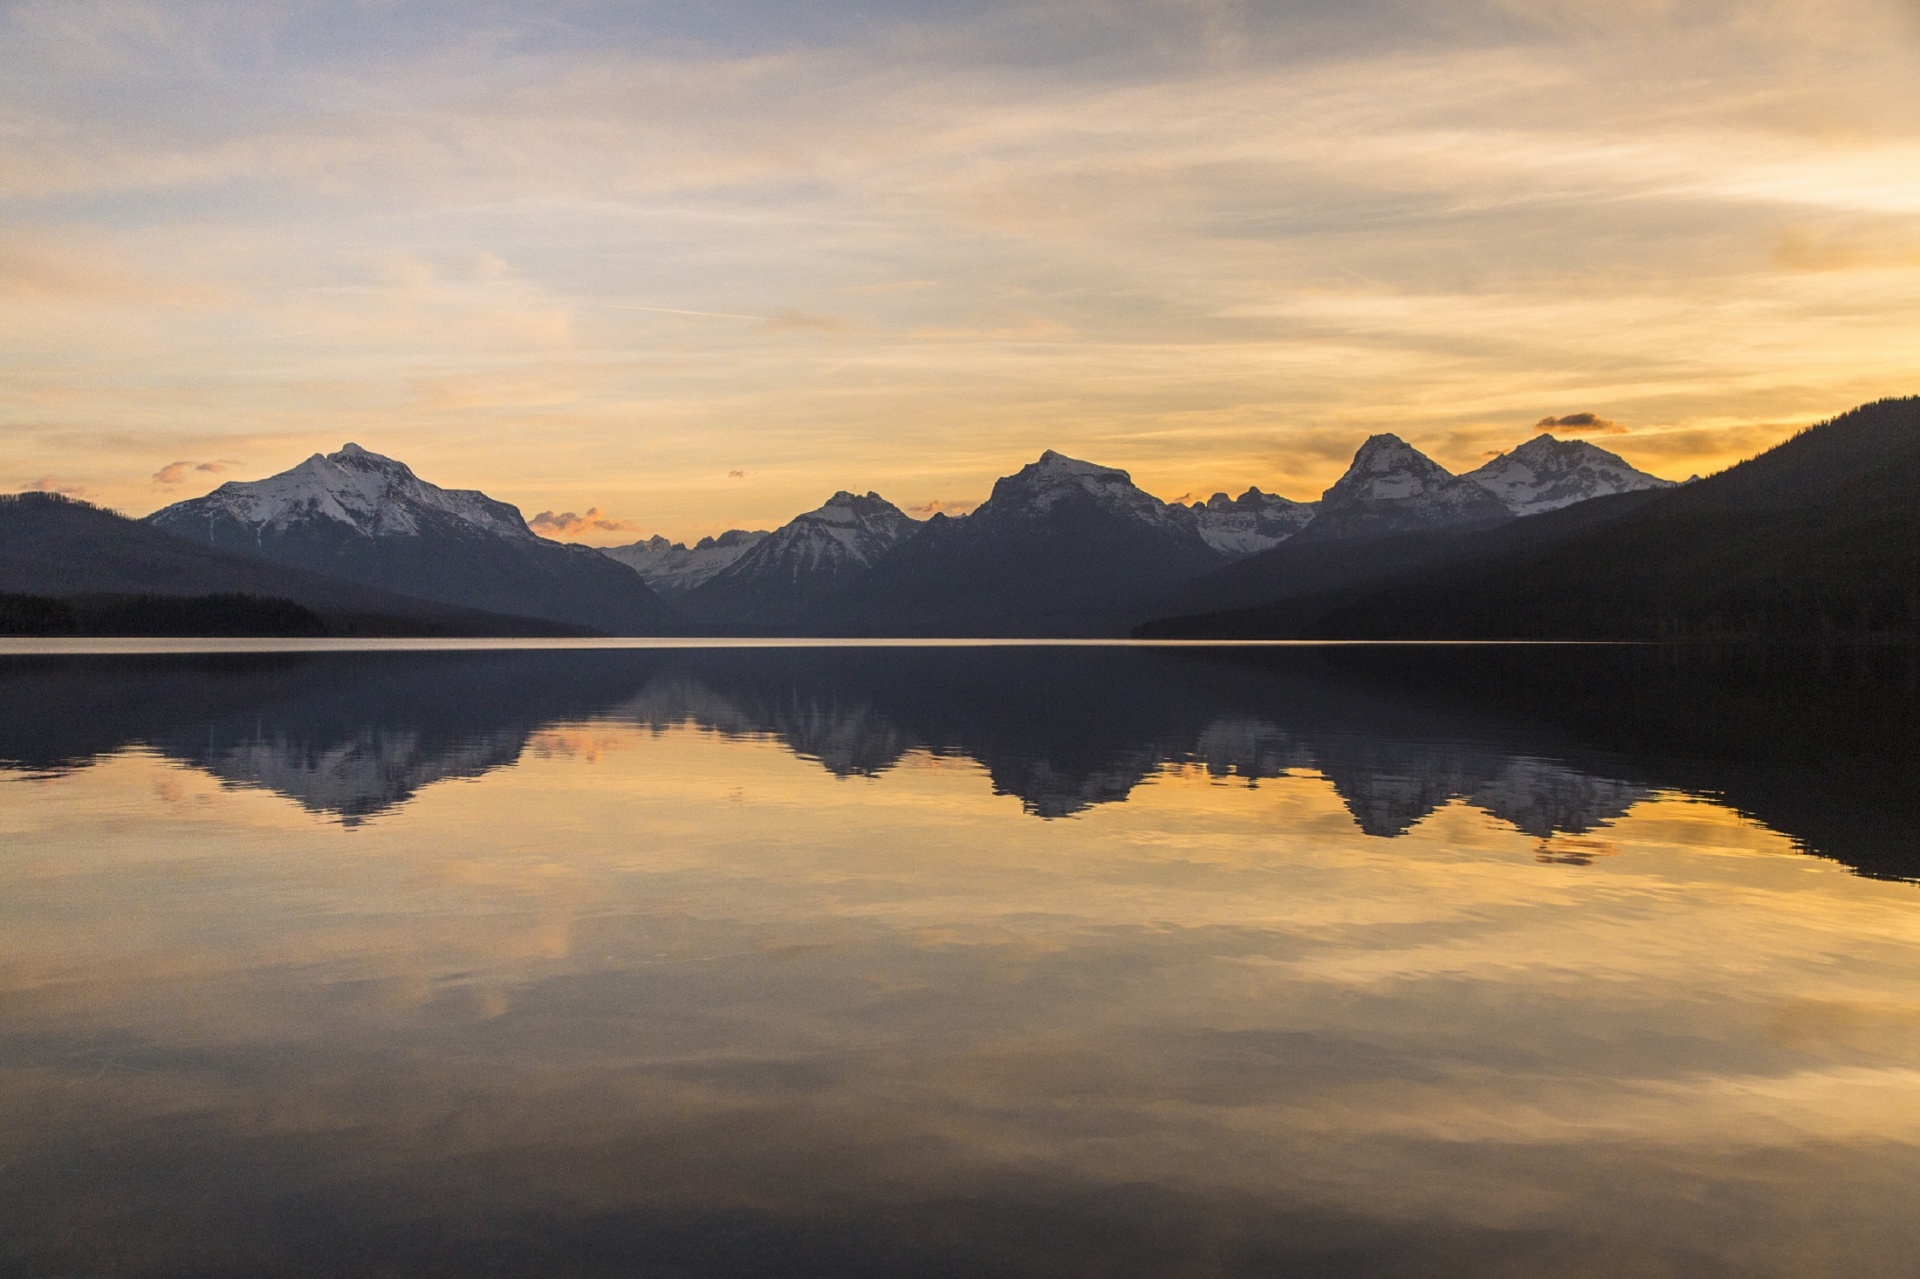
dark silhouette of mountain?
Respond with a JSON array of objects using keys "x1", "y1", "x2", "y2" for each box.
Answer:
[
  {"x1": 805, "y1": 436, "x2": 1668, "y2": 636},
  {"x1": 1311, "y1": 398, "x2": 1920, "y2": 639},
  {"x1": 826, "y1": 452, "x2": 1227, "y2": 635},
  {"x1": 0, "y1": 492, "x2": 577, "y2": 635},
  {"x1": 10, "y1": 426, "x2": 1701, "y2": 638},
  {"x1": 1139, "y1": 397, "x2": 1920, "y2": 641},
  {"x1": 146, "y1": 444, "x2": 679, "y2": 635},
  {"x1": 685, "y1": 491, "x2": 921, "y2": 627},
  {"x1": 1136, "y1": 487, "x2": 1665, "y2": 637},
  {"x1": 0, "y1": 591, "x2": 328, "y2": 636},
  {"x1": 3, "y1": 644, "x2": 1913, "y2": 880}
]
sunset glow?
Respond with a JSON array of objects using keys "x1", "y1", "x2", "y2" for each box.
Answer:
[{"x1": 5, "y1": 1, "x2": 1918, "y2": 540}]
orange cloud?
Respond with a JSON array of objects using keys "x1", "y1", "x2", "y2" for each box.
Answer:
[
  {"x1": 906, "y1": 498, "x2": 978, "y2": 517},
  {"x1": 528, "y1": 506, "x2": 643, "y2": 539},
  {"x1": 23, "y1": 475, "x2": 92, "y2": 498},
  {"x1": 152, "y1": 460, "x2": 232, "y2": 486},
  {"x1": 1536, "y1": 413, "x2": 1627, "y2": 435}
]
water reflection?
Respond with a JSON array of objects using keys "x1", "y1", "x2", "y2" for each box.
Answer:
[
  {"x1": 1, "y1": 645, "x2": 1914, "y2": 876},
  {"x1": 3, "y1": 645, "x2": 1920, "y2": 1277}
]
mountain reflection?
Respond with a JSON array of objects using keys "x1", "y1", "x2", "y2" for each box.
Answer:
[{"x1": 1, "y1": 644, "x2": 1915, "y2": 876}]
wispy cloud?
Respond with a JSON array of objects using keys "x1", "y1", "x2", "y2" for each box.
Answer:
[
  {"x1": 762, "y1": 309, "x2": 848, "y2": 333},
  {"x1": 23, "y1": 475, "x2": 93, "y2": 498},
  {"x1": 152, "y1": 460, "x2": 234, "y2": 486}
]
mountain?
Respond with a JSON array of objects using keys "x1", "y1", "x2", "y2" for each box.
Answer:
[
  {"x1": 829, "y1": 451, "x2": 1226, "y2": 635},
  {"x1": 600, "y1": 529, "x2": 769, "y2": 594},
  {"x1": 0, "y1": 492, "x2": 574, "y2": 634},
  {"x1": 1313, "y1": 396, "x2": 1920, "y2": 639},
  {"x1": 683, "y1": 491, "x2": 921, "y2": 626},
  {"x1": 1298, "y1": 434, "x2": 1511, "y2": 541},
  {"x1": 1463, "y1": 434, "x2": 1676, "y2": 515},
  {"x1": 146, "y1": 444, "x2": 678, "y2": 634},
  {"x1": 1188, "y1": 488, "x2": 1316, "y2": 554},
  {"x1": 1143, "y1": 396, "x2": 1920, "y2": 641},
  {"x1": 1136, "y1": 488, "x2": 1666, "y2": 638}
]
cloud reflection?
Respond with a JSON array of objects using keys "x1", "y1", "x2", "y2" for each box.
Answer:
[{"x1": 4, "y1": 653, "x2": 1920, "y2": 1273}]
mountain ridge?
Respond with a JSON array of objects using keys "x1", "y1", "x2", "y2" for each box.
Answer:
[
  {"x1": 0, "y1": 492, "x2": 580, "y2": 635},
  {"x1": 818, "y1": 450, "x2": 1227, "y2": 635},
  {"x1": 147, "y1": 444, "x2": 679, "y2": 635},
  {"x1": 1464, "y1": 434, "x2": 1677, "y2": 516},
  {"x1": 684, "y1": 490, "x2": 922, "y2": 627},
  {"x1": 601, "y1": 529, "x2": 770, "y2": 595},
  {"x1": 1138, "y1": 397, "x2": 1920, "y2": 641},
  {"x1": 14, "y1": 417, "x2": 1747, "y2": 639}
]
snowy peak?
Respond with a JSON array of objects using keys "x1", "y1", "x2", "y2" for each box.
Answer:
[
  {"x1": 1464, "y1": 434, "x2": 1677, "y2": 515},
  {"x1": 1189, "y1": 487, "x2": 1316, "y2": 555},
  {"x1": 150, "y1": 444, "x2": 533, "y2": 541},
  {"x1": 1327, "y1": 434, "x2": 1457, "y2": 501},
  {"x1": 702, "y1": 489, "x2": 919, "y2": 595},
  {"x1": 1307, "y1": 434, "x2": 1510, "y2": 538},
  {"x1": 803, "y1": 490, "x2": 914, "y2": 532},
  {"x1": 140, "y1": 443, "x2": 679, "y2": 633},
  {"x1": 983, "y1": 450, "x2": 1182, "y2": 528},
  {"x1": 601, "y1": 528, "x2": 770, "y2": 593},
  {"x1": 786, "y1": 491, "x2": 919, "y2": 551}
]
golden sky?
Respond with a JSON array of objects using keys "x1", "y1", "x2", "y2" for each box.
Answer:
[{"x1": 4, "y1": 0, "x2": 1919, "y2": 542}]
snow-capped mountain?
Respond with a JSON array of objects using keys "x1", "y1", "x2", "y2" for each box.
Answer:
[
  {"x1": 1463, "y1": 434, "x2": 1676, "y2": 515},
  {"x1": 686, "y1": 491, "x2": 922, "y2": 625},
  {"x1": 601, "y1": 529, "x2": 769, "y2": 594},
  {"x1": 832, "y1": 451, "x2": 1227, "y2": 635},
  {"x1": 1301, "y1": 434, "x2": 1511, "y2": 541},
  {"x1": 1189, "y1": 488, "x2": 1316, "y2": 555},
  {"x1": 988, "y1": 451, "x2": 1194, "y2": 530},
  {"x1": 152, "y1": 443, "x2": 532, "y2": 542},
  {"x1": 146, "y1": 444, "x2": 678, "y2": 634}
]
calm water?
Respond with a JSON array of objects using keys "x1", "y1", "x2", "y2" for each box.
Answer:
[{"x1": 3, "y1": 643, "x2": 1919, "y2": 1278}]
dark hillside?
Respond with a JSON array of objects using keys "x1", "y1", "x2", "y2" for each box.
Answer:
[
  {"x1": 1136, "y1": 490, "x2": 1662, "y2": 638},
  {"x1": 829, "y1": 502, "x2": 1221, "y2": 637},
  {"x1": 1139, "y1": 397, "x2": 1920, "y2": 641},
  {"x1": 0, "y1": 592, "x2": 329, "y2": 637},
  {"x1": 0, "y1": 493, "x2": 581, "y2": 635},
  {"x1": 1314, "y1": 398, "x2": 1920, "y2": 640}
]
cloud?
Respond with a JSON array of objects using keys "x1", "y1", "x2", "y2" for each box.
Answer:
[
  {"x1": 906, "y1": 498, "x2": 978, "y2": 517},
  {"x1": 23, "y1": 475, "x2": 93, "y2": 498},
  {"x1": 1773, "y1": 226, "x2": 1920, "y2": 273},
  {"x1": 761, "y1": 309, "x2": 848, "y2": 333},
  {"x1": 0, "y1": 1, "x2": 1910, "y2": 522},
  {"x1": 152, "y1": 460, "x2": 232, "y2": 485},
  {"x1": 528, "y1": 507, "x2": 643, "y2": 538},
  {"x1": 1536, "y1": 413, "x2": 1627, "y2": 435}
]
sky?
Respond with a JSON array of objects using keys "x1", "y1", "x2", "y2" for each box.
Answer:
[{"x1": 3, "y1": 0, "x2": 1919, "y2": 543}]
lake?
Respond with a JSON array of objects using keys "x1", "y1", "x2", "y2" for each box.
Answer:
[{"x1": 3, "y1": 641, "x2": 1918, "y2": 1277}]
